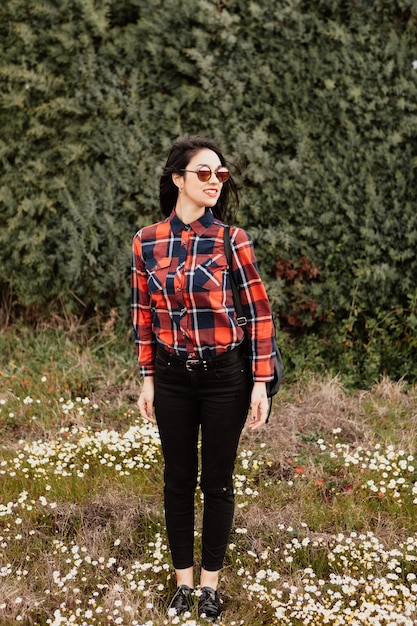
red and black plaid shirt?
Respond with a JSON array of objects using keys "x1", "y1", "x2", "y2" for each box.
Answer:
[{"x1": 131, "y1": 209, "x2": 275, "y2": 382}]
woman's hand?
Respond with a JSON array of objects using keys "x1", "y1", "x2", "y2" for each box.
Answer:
[
  {"x1": 138, "y1": 376, "x2": 156, "y2": 423},
  {"x1": 247, "y1": 382, "x2": 268, "y2": 431}
]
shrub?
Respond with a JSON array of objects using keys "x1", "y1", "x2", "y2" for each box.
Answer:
[{"x1": 1, "y1": 0, "x2": 417, "y2": 382}]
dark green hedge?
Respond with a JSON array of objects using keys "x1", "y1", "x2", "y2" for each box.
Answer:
[{"x1": 1, "y1": 0, "x2": 417, "y2": 384}]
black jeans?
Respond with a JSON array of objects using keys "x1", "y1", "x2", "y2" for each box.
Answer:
[{"x1": 154, "y1": 346, "x2": 251, "y2": 571}]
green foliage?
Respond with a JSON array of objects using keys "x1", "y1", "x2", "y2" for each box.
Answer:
[
  {"x1": 286, "y1": 289, "x2": 417, "y2": 388},
  {"x1": 1, "y1": 0, "x2": 417, "y2": 383}
]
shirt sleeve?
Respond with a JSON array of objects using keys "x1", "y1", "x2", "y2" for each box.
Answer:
[
  {"x1": 131, "y1": 231, "x2": 156, "y2": 376},
  {"x1": 230, "y1": 226, "x2": 275, "y2": 382}
]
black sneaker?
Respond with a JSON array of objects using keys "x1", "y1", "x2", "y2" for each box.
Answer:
[
  {"x1": 168, "y1": 584, "x2": 194, "y2": 616},
  {"x1": 198, "y1": 586, "x2": 222, "y2": 622}
]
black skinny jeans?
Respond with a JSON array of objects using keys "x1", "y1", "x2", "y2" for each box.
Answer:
[{"x1": 154, "y1": 346, "x2": 252, "y2": 572}]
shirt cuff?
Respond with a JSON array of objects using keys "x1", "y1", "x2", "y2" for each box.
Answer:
[{"x1": 139, "y1": 367, "x2": 155, "y2": 377}]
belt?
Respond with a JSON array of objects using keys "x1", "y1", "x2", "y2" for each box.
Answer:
[{"x1": 156, "y1": 345, "x2": 243, "y2": 372}]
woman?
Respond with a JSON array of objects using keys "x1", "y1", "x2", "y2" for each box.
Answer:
[{"x1": 131, "y1": 136, "x2": 275, "y2": 622}]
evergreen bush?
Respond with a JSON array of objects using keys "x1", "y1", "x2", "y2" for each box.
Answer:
[{"x1": 1, "y1": 0, "x2": 416, "y2": 383}]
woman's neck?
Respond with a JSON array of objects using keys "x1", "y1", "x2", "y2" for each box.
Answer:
[{"x1": 175, "y1": 203, "x2": 205, "y2": 225}]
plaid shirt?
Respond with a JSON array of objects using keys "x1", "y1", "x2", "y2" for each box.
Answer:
[{"x1": 131, "y1": 209, "x2": 275, "y2": 382}]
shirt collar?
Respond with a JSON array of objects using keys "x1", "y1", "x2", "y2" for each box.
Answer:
[{"x1": 169, "y1": 208, "x2": 214, "y2": 235}]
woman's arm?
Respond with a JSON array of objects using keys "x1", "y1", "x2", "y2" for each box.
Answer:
[
  {"x1": 229, "y1": 226, "x2": 275, "y2": 383},
  {"x1": 131, "y1": 232, "x2": 157, "y2": 376}
]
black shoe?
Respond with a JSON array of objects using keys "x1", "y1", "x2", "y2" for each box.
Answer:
[
  {"x1": 168, "y1": 584, "x2": 194, "y2": 616},
  {"x1": 198, "y1": 586, "x2": 222, "y2": 622}
]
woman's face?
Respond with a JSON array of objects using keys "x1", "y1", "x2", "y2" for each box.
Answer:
[{"x1": 174, "y1": 148, "x2": 226, "y2": 214}]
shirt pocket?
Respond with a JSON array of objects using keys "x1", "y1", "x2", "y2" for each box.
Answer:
[
  {"x1": 193, "y1": 254, "x2": 227, "y2": 290},
  {"x1": 146, "y1": 258, "x2": 172, "y2": 293}
]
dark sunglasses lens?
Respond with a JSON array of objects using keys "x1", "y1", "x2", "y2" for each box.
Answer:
[
  {"x1": 196, "y1": 167, "x2": 211, "y2": 182},
  {"x1": 216, "y1": 168, "x2": 230, "y2": 183}
]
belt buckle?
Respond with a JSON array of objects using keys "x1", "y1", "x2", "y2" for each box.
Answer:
[{"x1": 186, "y1": 358, "x2": 200, "y2": 371}]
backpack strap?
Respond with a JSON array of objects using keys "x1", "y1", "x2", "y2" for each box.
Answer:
[{"x1": 224, "y1": 226, "x2": 247, "y2": 327}]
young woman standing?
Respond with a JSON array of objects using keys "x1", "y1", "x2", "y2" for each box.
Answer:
[{"x1": 131, "y1": 136, "x2": 275, "y2": 622}]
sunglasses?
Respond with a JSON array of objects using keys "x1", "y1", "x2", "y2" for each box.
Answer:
[{"x1": 181, "y1": 165, "x2": 230, "y2": 183}]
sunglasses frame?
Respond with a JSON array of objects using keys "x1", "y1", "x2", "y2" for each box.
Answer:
[{"x1": 181, "y1": 165, "x2": 230, "y2": 183}]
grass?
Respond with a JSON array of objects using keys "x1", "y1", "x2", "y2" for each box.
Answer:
[{"x1": 1, "y1": 318, "x2": 417, "y2": 625}]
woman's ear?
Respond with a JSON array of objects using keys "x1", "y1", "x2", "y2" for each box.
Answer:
[{"x1": 172, "y1": 172, "x2": 183, "y2": 189}]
